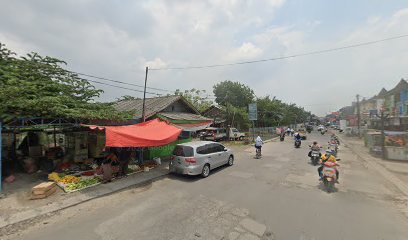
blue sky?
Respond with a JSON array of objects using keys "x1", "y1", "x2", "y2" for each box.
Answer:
[{"x1": 1, "y1": 0, "x2": 408, "y2": 115}]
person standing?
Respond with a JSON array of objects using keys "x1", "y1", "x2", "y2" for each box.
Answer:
[
  {"x1": 118, "y1": 148, "x2": 132, "y2": 177},
  {"x1": 102, "y1": 148, "x2": 118, "y2": 183}
]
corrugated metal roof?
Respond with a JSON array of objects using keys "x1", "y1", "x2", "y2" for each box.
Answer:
[
  {"x1": 114, "y1": 95, "x2": 202, "y2": 120},
  {"x1": 159, "y1": 112, "x2": 211, "y2": 121}
]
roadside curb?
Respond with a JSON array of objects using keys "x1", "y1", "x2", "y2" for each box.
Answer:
[
  {"x1": 337, "y1": 134, "x2": 408, "y2": 197},
  {"x1": 0, "y1": 170, "x2": 169, "y2": 232}
]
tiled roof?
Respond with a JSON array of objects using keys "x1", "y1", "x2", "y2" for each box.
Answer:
[{"x1": 114, "y1": 95, "x2": 199, "y2": 119}]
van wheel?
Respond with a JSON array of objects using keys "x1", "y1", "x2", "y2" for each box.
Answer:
[
  {"x1": 227, "y1": 156, "x2": 234, "y2": 166},
  {"x1": 201, "y1": 164, "x2": 210, "y2": 178}
]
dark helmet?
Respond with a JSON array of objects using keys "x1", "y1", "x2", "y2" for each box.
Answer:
[{"x1": 313, "y1": 141, "x2": 318, "y2": 145}]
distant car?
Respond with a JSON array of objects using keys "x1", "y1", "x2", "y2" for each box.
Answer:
[
  {"x1": 229, "y1": 128, "x2": 245, "y2": 140},
  {"x1": 169, "y1": 141, "x2": 234, "y2": 178},
  {"x1": 202, "y1": 127, "x2": 227, "y2": 141}
]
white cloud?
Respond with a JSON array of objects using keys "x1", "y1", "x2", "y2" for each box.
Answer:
[
  {"x1": 144, "y1": 58, "x2": 168, "y2": 70},
  {"x1": 225, "y1": 42, "x2": 263, "y2": 61},
  {"x1": 266, "y1": 0, "x2": 286, "y2": 7}
]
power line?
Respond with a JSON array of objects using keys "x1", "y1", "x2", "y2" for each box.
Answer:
[
  {"x1": 74, "y1": 72, "x2": 173, "y2": 92},
  {"x1": 84, "y1": 78, "x2": 162, "y2": 96},
  {"x1": 150, "y1": 34, "x2": 408, "y2": 71}
]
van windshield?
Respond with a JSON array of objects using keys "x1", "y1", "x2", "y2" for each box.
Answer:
[{"x1": 172, "y1": 145, "x2": 194, "y2": 157}]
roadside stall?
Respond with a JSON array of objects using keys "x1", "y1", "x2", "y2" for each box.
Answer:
[
  {"x1": 384, "y1": 131, "x2": 408, "y2": 161},
  {"x1": 47, "y1": 119, "x2": 182, "y2": 193}
]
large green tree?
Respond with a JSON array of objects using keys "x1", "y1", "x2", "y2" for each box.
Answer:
[
  {"x1": 213, "y1": 80, "x2": 255, "y2": 108},
  {"x1": 0, "y1": 43, "x2": 129, "y2": 122}
]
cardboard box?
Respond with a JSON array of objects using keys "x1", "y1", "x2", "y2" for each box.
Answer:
[
  {"x1": 31, "y1": 186, "x2": 57, "y2": 200},
  {"x1": 32, "y1": 182, "x2": 56, "y2": 195}
]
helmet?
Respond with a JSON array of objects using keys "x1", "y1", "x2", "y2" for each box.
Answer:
[{"x1": 313, "y1": 141, "x2": 318, "y2": 144}]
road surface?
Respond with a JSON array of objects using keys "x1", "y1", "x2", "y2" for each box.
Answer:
[{"x1": 7, "y1": 132, "x2": 408, "y2": 240}]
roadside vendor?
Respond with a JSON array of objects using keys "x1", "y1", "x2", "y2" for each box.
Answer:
[{"x1": 102, "y1": 148, "x2": 118, "y2": 183}]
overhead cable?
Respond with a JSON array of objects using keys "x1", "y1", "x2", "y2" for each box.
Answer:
[
  {"x1": 149, "y1": 34, "x2": 408, "y2": 70},
  {"x1": 85, "y1": 79, "x2": 162, "y2": 96},
  {"x1": 75, "y1": 72, "x2": 173, "y2": 92}
]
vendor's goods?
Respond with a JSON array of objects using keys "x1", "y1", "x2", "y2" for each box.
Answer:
[
  {"x1": 48, "y1": 172, "x2": 61, "y2": 181},
  {"x1": 81, "y1": 171, "x2": 95, "y2": 176},
  {"x1": 64, "y1": 177, "x2": 100, "y2": 191},
  {"x1": 59, "y1": 175, "x2": 80, "y2": 184}
]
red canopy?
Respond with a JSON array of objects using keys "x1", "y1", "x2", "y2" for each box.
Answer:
[{"x1": 104, "y1": 119, "x2": 182, "y2": 147}]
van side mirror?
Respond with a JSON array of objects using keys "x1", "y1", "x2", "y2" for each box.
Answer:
[{"x1": 223, "y1": 148, "x2": 228, "y2": 151}]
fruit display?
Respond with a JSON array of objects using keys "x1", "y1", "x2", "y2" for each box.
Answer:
[
  {"x1": 58, "y1": 175, "x2": 80, "y2": 184},
  {"x1": 64, "y1": 177, "x2": 101, "y2": 191},
  {"x1": 48, "y1": 172, "x2": 61, "y2": 182}
]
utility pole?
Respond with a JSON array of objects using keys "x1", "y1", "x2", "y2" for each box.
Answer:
[
  {"x1": 142, "y1": 67, "x2": 149, "y2": 122},
  {"x1": 356, "y1": 94, "x2": 361, "y2": 137},
  {"x1": 140, "y1": 67, "x2": 149, "y2": 166},
  {"x1": 377, "y1": 110, "x2": 389, "y2": 159}
]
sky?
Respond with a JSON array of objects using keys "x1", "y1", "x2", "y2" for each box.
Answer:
[{"x1": 1, "y1": 0, "x2": 408, "y2": 116}]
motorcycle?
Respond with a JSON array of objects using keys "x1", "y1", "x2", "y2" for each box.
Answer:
[
  {"x1": 328, "y1": 142, "x2": 338, "y2": 157},
  {"x1": 280, "y1": 134, "x2": 285, "y2": 142},
  {"x1": 255, "y1": 146, "x2": 262, "y2": 159},
  {"x1": 321, "y1": 162, "x2": 338, "y2": 193},
  {"x1": 294, "y1": 139, "x2": 301, "y2": 148},
  {"x1": 310, "y1": 150, "x2": 320, "y2": 166}
]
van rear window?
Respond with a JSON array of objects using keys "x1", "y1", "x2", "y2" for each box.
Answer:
[{"x1": 173, "y1": 145, "x2": 194, "y2": 157}]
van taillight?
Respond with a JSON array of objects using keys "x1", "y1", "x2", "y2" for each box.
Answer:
[{"x1": 185, "y1": 157, "x2": 196, "y2": 164}]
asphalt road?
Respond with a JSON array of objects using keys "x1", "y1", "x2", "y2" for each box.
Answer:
[{"x1": 10, "y1": 132, "x2": 408, "y2": 240}]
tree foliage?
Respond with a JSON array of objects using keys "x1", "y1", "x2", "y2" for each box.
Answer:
[
  {"x1": 0, "y1": 43, "x2": 129, "y2": 121},
  {"x1": 213, "y1": 80, "x2": 255, "y2": 108},
  {"x1": 211, "y1": 80, "x2": 311, "y2": 130},
  {"x1": 174, "y1": 88, "x2": 213, "y2": 112},
  {"x1": 256, "y1": 96, "x2": 311, "y2": 127}
]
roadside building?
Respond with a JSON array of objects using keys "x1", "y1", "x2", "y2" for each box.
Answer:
[{"x1": 114, "y1": 95, "x2": 212, "y2": 159}]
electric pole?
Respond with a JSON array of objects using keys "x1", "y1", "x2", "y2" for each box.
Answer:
[
  {"x1": 356, "y1": 94, "x2": 361, "y2": 136},
  {"x1": 142, "y1": 66, "x2": 149, "y2": 122}
]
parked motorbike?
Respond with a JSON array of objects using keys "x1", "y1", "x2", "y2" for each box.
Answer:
[
  {"x1": 294, "y1": 139, "x2": 301, "y2": 148},
  {"x1": 321, "y1": 162, "x2": 338, "y2": 193}
]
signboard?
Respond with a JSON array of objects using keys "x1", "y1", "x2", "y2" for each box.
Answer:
[{"x1": 248, "y1": 103, "x2": 257, "y2": 121}]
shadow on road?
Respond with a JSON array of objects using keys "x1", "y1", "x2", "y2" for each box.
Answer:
[{"x1": 168, "y1": 164, "x2": 232, "y2": 182}]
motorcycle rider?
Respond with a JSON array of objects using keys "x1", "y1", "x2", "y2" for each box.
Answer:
[
  {"x1": 294, "y1": 132, "x2": 302, "y2": 147},
  {"x1": 255, "y1": 136, "x2": 263, "y2": 156},
  {"x1": 308, "y1": 141, "x2": 321, "y2": 157},
  {"x1": 318, "y1": 150, "x2": 339, "y2": 183}
]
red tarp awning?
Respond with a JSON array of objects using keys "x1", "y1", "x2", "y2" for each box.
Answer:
[{"x1": 101, "y1": 119, "x2": 182, "y2": 147}]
